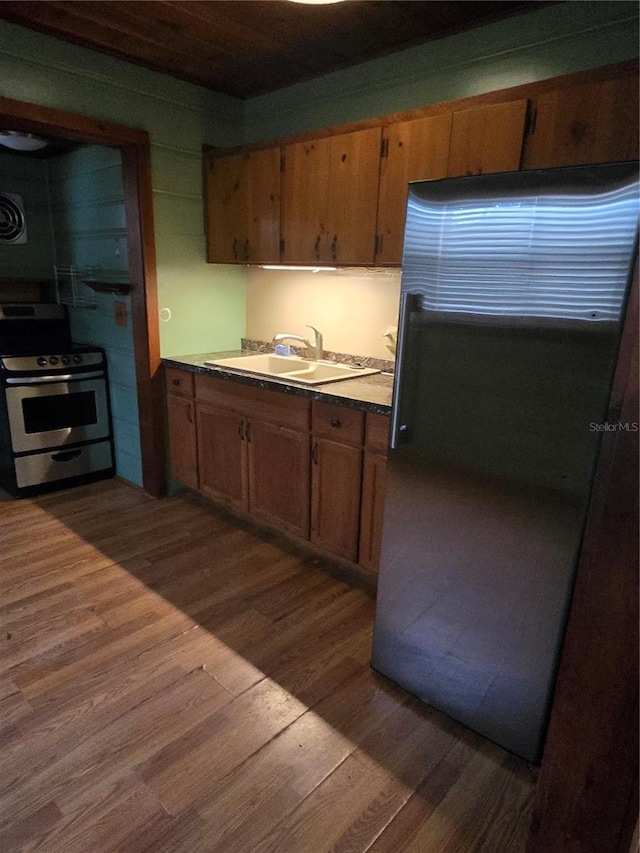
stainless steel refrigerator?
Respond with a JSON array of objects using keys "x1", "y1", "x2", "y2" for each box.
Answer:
[{"x1": 371, "y1": 163, "x2": 639, "y2": 764}]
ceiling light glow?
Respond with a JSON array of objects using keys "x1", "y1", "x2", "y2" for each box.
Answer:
[{"x1": 0, "y1": 131, "x2": 49, "y2": 152}]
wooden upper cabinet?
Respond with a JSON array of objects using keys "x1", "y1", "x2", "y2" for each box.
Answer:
[
  {"x1": 282, "y1": 127, "x2": 382, "y2": 265},
  {"x1": 281, "y1": 136, "x2": 331, "y2": 265},
  {"x1": 448, "y1": 99, "x2": 529, "y2": 178},
  {"x1": 376, "y1": 113, "x2": 452, "y2": 265},
  {"x1": 203, "y1": 65, "x2": 637, "y2": 270},
  {"x1": 521, "y1": 75, "x2": 639, "y2": 169},
  {"x1": 205, "y1": 147, "x2": 281, "y2": 264}
]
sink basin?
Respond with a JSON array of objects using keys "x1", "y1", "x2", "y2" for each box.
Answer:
[{"x1": 204, "y1": 353, "x2": 380, "y2": 385}]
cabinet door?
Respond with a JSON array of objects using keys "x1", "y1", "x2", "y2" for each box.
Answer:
[
  {"x1": 522, "y1": 75, "x2": 639, "y2": 169},
  {"x1": 196, "y1": 404, "x2": 247, "y2": 510},
  {"x1": 310, "y1": 437, "x2": 362, "y2": 562},
  {"x1": 282, "y1": 136, "x2": 331, "y2": 264},
  {"x1": 166, "y1": 394, "x2": 198, "y2": 490},
  {"x1": 205, "y1": 147, "x2": 281, "y2": 264},
  {"x1": 282, "y1": 127, "x2": 381, "y2": 265},
  {"x1": 358, "y1": 451, "x2": 387, "y2": 573},
  {"x1": 448, "y1": 99, "x2": 528, "y2": 177},
  {"x1": 247, "y1": 419, "x2": 310, "y2": 538},
  {"x1": 244, "y1": 147, "x2": 282, "y2": 263},
  {"x1": 376, "y1": 113, "x2": 452, "y2": 265},
  {"x1": 327, "y1": 127, "x2": 382, "y2": 265}
]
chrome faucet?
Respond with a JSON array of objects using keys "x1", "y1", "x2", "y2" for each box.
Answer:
[{"x1": 273, "y1": 325, "x2": 323, "y2": 360}]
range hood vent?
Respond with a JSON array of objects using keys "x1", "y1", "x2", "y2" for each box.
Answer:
[{"x1": 0, "y1": 193, "x2": 27, "y2": 244}]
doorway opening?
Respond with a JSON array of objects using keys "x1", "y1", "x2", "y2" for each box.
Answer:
[{"x1": 0, "y1": 95, "x2": 166, "y2": 496}]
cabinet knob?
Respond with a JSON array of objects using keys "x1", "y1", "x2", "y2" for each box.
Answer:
[
  {"x1": 331, "y1": 235, "x2": 338, "y2": 262},
  {"x1": 232, "y1": 237, "x2": 238, "y2": 260},
  {"x1": 173, "y1": 378, "x2": 180, "y2": 386},
  {"x1": 314, "y1": 235, "x2": 321, "y2": 261},
  {"x1": 330, "y1": 418, "x2": 341, "y2": 428}
]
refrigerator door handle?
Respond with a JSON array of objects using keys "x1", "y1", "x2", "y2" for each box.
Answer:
[{"x1": 390, "y1": 291, "x2": 419, "y2": 450}]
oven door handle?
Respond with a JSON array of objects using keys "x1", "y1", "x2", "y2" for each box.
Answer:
[
  {"x1": 51, "y1": 449, "x2": 83, "y2": 463},
  {"x1": 5, "y1": 371, "x2": 105, "y2": 384}
]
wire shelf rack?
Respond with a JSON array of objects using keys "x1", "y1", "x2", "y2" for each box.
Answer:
[{"x1": 54, "y1": 265, "x2": 99, "y2": 310}]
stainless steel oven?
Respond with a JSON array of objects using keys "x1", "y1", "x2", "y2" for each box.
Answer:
[
  {"x1": 5, "y1": 358, "x2": 110, "y2": 454},
  {"x1": 0, "y1": 303, "x2": 115, "y2": 497}
]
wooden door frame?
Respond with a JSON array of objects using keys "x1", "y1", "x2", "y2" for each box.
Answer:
[
  {"x1": 0, "y1": 95, "x2": 166, "y2": 496},
  {"x1": 528, "y1": 265, "x2": 639, "y2": 853}
]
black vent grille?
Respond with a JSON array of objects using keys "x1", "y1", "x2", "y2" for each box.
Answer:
[{"x1": 0, "y1": 193, "x2": 27, "y2": 244}]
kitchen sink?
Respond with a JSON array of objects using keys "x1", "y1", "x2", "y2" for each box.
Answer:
[{"x1": 203, "y1": 353, "x2": 380, "y2": 385}]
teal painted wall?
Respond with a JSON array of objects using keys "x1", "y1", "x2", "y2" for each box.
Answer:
[
  {"x1": 243, "y1": 1, "x2": 639, "y2": 142},
  {"x1": 48, "y1": 145, "x2": 142, "y2": 485},
  {"x1": 0, "y1": 20, "x2": 246, "y2": 487},
  {"x1": 0, "y1": 18, "x2": 247, "y2": 361},
  {"x1": 0, "y1": 150, "x2": 54, "y2": 278}
]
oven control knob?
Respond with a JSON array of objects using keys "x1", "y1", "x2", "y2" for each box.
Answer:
[
  {"x1": 37, "y1": 356, "x2": 47, "y2": 367},
  {"x1": 73, "y1": 354, "x2": 82, "y2": 364},
  {"x1": 61, "y1": 355, "x2": 71, "y2": 365},
  {"x1": 49, "y1": 356, "x2": 59, "y2": 365}
]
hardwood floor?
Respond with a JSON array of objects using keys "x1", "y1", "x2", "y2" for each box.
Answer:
[{"x1": 0, "y1": 479, "x2": 535, "y2": 852}]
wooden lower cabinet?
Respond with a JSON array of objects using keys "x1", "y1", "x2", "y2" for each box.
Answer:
[
  {"x1": 197, "y1": 406, "x2": 310, "y2": 537},
  {"x1": 310, "y1": 400, "x2": 365, "y2": 563},
  {"x1": 166, "y1": 394, "x2": 199, "y2": 490},
  {"x1": 197, "y1": 404, "x2": 247, "y2": 509},
  {"x1": 167, "y1": 368, "x2": 392, "y2": 572},
  {"x1": 358, "y1": 451, "x2": 387, "y2": 572},
  {"x1": 165, "y1": 367, "x2": 198, "y2": 491},
  {"x1": 247, "y1": 418, "x2": 310, "y2": 538},
  {"x1": 194, "y1": 375, "x2": 311, "y2": 538},
  {"x1": 358, "y1": 412, "x2": 391, "y2": 572},
  {"x1": 311, "y1": 437, "x2": 363, "y2": 563}
]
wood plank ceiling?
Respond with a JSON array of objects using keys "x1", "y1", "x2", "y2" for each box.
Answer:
[{"x1": 0, "y1": 1, "x2": 557, "y2": 98}]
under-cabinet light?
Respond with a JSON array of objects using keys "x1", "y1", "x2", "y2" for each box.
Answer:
[{"x1": 260, "y1": 265, "x2": 338, "y2": 272}]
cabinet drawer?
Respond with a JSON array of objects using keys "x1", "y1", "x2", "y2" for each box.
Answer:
[
  {"x1": 365, "y1": 413, "x2": 390, "y2": 454},
  {"x1": 312, "y1": 401, "x2": 364, "y2": 446},
  {"x1": 165, "y1": 367, "x2": 194, "y2": 399},
  {"x1": 195, "y1": 374, "x2": 310, "y2": 430}
]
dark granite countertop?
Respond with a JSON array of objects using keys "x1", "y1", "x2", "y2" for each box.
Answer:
[{"x1": 162, "y1": 351, "x2": 394, "y2": 415}]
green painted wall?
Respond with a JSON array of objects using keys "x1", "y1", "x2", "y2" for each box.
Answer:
[
  {"x1": 0, "y1": 18, "x2": 247, "y2": 360},
  {"x1": 244, "y1": 1, "x2": 639, "y2": 143}
]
